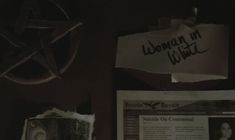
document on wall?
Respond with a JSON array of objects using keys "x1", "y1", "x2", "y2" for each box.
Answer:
[
  {"x1": 116, "y1": 20, "x2": 229, "y2": 82},
  {"x1": 21, "y1": 108, "x2": 95, "y2": 140},
  {"x1": 117, "y1": 90, "x2": 235, "y2": 140}
]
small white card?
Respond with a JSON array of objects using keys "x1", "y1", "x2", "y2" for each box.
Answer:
[{"x1": 116, "y1": 21, "x2": 229, "y2": 82}]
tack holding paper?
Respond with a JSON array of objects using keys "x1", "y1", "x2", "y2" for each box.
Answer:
[{"x1": 116, "y1": 20, "x2": 229, "y2": 82}]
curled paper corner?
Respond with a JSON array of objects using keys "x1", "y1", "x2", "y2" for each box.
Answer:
[
  {"x1": 116, "y1": 19, "x2": 229, "y2": 83},
  {"x1": 171, "y1": 73, "x2": 228, "y2": 83},
  {"x1": 21, "y1": 108, "x2": 95, "y2": 140}
]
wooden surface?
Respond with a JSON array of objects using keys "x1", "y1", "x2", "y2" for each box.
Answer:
[{"x1": 0, "y1": 0, "x2": 234, "y2": 140}]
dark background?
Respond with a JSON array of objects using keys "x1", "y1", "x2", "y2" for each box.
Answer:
[{"x1": 0, "y1": 0, "x2": 234, "y2": 140}]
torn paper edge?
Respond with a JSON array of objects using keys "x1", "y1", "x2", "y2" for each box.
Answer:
[{"x1": 21, "y1": 108, "x2": 95, "y2": 140}]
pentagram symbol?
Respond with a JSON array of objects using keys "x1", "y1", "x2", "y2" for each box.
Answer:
[{"x1": 0, "y1": 0, "x2": 82, "y2": 84}]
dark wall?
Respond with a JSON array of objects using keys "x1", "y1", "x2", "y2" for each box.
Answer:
[{"x1": 0, "y1": 0, "x2": 234, "y2": 140}]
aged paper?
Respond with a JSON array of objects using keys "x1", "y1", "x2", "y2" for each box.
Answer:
[
  {"x1": 117, "y1": 90, "x2": 235, "y2": 140},
  {"x1": 21, "y1": 108, "x2": 95, "y2": 140},
  {"x1": 116, "y1": 21, "x2": 229, "y2": 82}
]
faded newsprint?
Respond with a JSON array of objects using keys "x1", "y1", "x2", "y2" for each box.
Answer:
[
  {"x1": 117, "y1": 90, "x2": 235, "y2": 140},
  {"x1": 21, "y1": 108, "x2": 95, "y2": 140}
]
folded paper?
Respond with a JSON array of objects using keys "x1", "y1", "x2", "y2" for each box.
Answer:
[{"x1": 116, "y1": 20, "x2": 229, "y2": 82}]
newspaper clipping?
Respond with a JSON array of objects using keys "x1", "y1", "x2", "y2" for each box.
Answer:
[
  {"x1": 21, "y1": 108, "x2": 95, "y2": 140},
  {"x1": 117, "y1": 90, "x2": 235, "y2": 140}
]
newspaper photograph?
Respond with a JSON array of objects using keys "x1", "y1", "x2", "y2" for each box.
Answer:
[{"x1": 117, "y1": 90, "x2": 235, "y2": 140}]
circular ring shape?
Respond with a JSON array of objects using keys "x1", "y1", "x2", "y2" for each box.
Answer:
[{"x1": 2, "y1": 0, "x2": 80, "y2": 85}]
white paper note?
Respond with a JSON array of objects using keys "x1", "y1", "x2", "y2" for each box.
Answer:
[{"x1": 116, "y1": 21, "x2": 229, "y2": 82}]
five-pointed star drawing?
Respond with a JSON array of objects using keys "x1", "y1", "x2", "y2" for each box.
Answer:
[{"x1": 0, "y1": 0, "x2": 82, "y2": 79}]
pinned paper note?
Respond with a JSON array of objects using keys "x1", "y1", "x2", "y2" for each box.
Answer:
[
  {"x1": 21, "y1": 108, "x2": 95, "y2": 140},
  {"x1": 116, "y1": 20, "x2": 229, "y2": 82}
]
